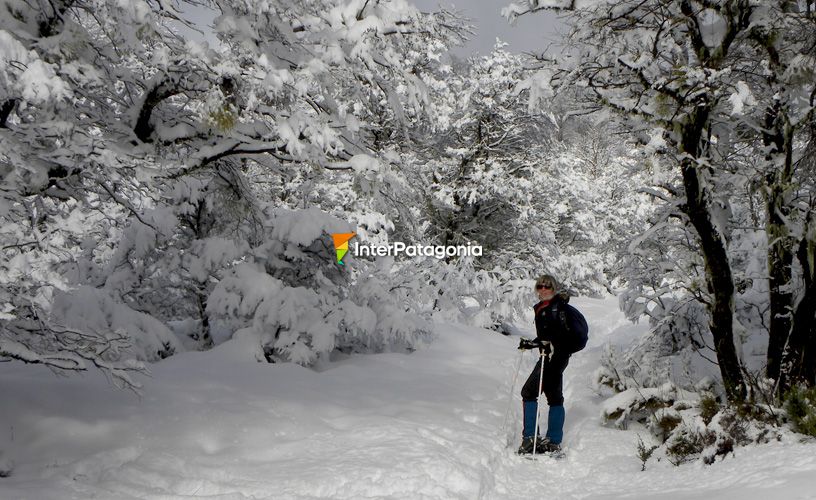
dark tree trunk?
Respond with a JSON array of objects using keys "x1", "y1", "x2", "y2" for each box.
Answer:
[
  {"x1": 196, "y1": 291, "x2": 214, "y2": 349},
  {"x1": 0, "y1": 99, "x2": 16, "y2": 128},
  {"x1": 674, "y1": 1, "x2": 751, "y2": 403},
  {"x1": 766, "y1": 215, "x2": 794, "y2": 381},
  {"x1": 780, "y1": 212, "x2": 816, "y2": 391},
  {"x1": 763, "y1": 114, "x2": 795, "y2": 383},
  {"x1": 679, "y1": 108, "x2": 747, "y2": 403}
]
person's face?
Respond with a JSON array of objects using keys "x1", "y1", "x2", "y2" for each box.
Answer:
[{"x1": 535, "y1": 282, "x2": 555, "y2": 301}]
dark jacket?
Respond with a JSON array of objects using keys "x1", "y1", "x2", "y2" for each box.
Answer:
[{"x1": 533, "y1": 293, "x2": 584, "y2": 355}]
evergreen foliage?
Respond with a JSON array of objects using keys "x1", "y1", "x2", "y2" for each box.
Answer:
[{"x1": 785, "y1": 385, "x2": 816, "y2": 437}]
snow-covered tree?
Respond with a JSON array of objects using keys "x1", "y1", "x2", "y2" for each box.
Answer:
[
  {"x1": 506, "y1": 0, "x2": 816, "y2": 401},
  {"x1": 419, "y1": 44, "x2": 645, "y2": 295},
  {"x1": 1, "y1": 0, "x2": 470, "y2": 379}
]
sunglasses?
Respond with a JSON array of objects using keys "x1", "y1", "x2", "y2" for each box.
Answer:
[{"x1": 535, "y1": 284, "x2": 553, "y2": 290}]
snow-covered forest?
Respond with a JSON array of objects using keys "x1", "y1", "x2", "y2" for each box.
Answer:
[{"x1": 1, "y1": 0, "x2": 815, "y2": 498}]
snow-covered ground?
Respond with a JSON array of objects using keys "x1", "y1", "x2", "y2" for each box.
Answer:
[{"x1": 1, "y1": 296, "x2": 815, "y2": 499}]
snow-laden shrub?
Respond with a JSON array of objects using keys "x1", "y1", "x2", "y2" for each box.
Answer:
[
  {"x1": 666, "y1": 405, "x2": 781, "y2": 466},
  {"x1": 699, "y1": 408, "x2": 753, "y2": 465},
  {"x1": 785, "y1": 385, "x2": 816, "y2": 437},
  {"x1": 699, "y1": 393, "x2": 720, "y2": 425},
  {"x1": 593, "y1": 338, "x2": 720, "y2": 400},
  {"x1": 207, "y1": 264, "x2": 333, "y2": 364},
  {"x1": 206, "y1": 208, "x2": 433, "y2": 365},
  {"x1": 344, "y1": 264, "x2": 432, "y2": 354},
  {"x1": 207, "y1": 262, "x2": 432, "y2": 365},
  {"x1": 599, "y1": 348, "x2": 786, "y2": 466},
  {"x1": 50, "y1": 286, "x2": 182, "y2": 362},
  {"x1": 635, "y1": 435, "x2": 659, "y2": 471},
  {"x1": 600, "y1": 382, "x2": 699, "y2": 430},
  {"x1": 665, "y1": 421, "x2": 709, "y2": 466},
  {"x1": 649, "y1": 407, "x2": 683, "y2": 442},
  {"x1": 606, "y1": 380, "x2": 786, "y2": 467},
  {"x1": 620, "y1": 396, "x2": 784, "y2": 467},
  {"x1": 617, "y1": 290, "x2": 721, "y2": 388},
  {"x1": 416, "y1": 257, "x2": 534, "y2": 332},
  {"x1": 0, "y1": 284, "x2": 171, "y2": 391},
  {"x1": 593, "y1": 356, "x2": 627, "y2": 394}
]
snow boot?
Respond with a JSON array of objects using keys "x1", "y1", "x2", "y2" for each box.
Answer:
[
  {"x1": 519, "y1": 436, "x2": 560, "y2": 455},
  {"x1": 536, "y1": 437, "x2": 562, "y2": 453},
  {"x1": 517, "y1": 436, "x2": 536, "y2": 454}
]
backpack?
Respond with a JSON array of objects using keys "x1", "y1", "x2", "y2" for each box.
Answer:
[{"x1": 555, "y1": 303, "x2": 589, "y2": 353}]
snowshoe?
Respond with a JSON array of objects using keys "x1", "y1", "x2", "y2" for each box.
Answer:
[{"x1": 517, "y1": 437, "x2": 566, "y2": 459}]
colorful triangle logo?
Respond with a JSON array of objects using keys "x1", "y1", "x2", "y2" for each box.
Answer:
[{"x1": 332, "y1": 232, "x2": 357, "y2": 265}]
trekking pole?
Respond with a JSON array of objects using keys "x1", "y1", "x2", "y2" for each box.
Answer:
[
  {"x1": 501, "y1": 349, "x2": 525, "y2": 441},
  {"x1": 532, "y1": 349, "x2": 547, "y2": 457}
]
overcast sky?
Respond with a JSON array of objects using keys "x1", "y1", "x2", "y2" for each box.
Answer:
[
  {"x1": 182, "y1": 2, "x2": 566, "y2": 57},
  {"x1": 410, "y1": 1, "x2": 566, "y2": 57}
]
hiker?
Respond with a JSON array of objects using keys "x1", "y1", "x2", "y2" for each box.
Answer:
[{"x1": 516, "y1": 274, "x2": 588, "y2": 455}]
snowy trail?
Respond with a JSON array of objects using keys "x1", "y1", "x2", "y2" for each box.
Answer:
[
  {"x1": 487, "y1": 298, "x2": 816, "y2": 500},
  {"x1": 1, "y1": 297, "x2": 815, "y2": 499}
]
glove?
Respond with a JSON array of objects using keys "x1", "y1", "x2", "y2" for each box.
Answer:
[
  {"x1": 518, "y1": 338, "x2": 554, "y2": 359},
  {"x1": 518, "y1": 338, "x2": 544, "y2": 350},
  {"x1": 541, "y1": 342, "x2": 553, "y2": 357}
]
